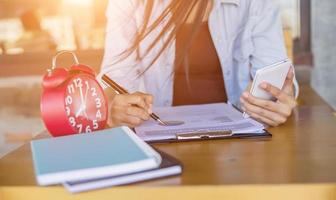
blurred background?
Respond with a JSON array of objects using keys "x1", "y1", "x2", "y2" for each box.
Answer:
[
  {"x1": 0, "y1": 0, "x2": 107, "y2": 53},
  {"x1": 0, "y1": 0, "x2": 108, "y2": 157},
  {"x1": 0, "y1": 0, "x2": 335, "y2": 157}
]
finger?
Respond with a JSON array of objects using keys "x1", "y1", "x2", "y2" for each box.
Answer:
[
  {"x1": 134, "y1": 92, "x2": 153, "y2": 104},
  {"x1": 241, "y1": 92, "x2": 292, "y2": 117},
  {"x1": 282, "y1": 66, "x2": 295, "y2": 95},
  {"x1": 119, "y1": 94, "x2": 148, "y2": 110},
  {"x1": 284, "y1": 66, "x2": 294, "y2": 87},
  {"x1": 240, "y1": 97, "x2": 287, "y2": 125},
  {"x1": 244, "y1": 110, "x2": 280, "y2": 127},
  {"x1": 126, "y1": 106, "x2": 150, "y2": 121},
  {"x1": 133, "y1": 92, "x2": 153, "y2": 113},
  {"x1": 259, "y1": 82, "x2": 293, "y2": 104}
]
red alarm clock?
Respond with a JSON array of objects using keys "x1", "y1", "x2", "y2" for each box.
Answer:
[{"x1": 41, "y1": 51, "x2": 108, "y2": 137}]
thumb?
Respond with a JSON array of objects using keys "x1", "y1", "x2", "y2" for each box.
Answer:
[{"x1": 282, "y1": 66, "x2": 294, "y2": 96}]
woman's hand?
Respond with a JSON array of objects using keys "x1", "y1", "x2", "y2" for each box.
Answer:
[
  {"x1": 108, "y1": 92, "x2": 153, "y2": 128},
  {"x1": 240, "y1": 67, "x2": 297, "y2": 127}
]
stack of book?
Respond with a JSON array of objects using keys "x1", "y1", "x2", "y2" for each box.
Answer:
[{"x1": 31, "y1": 127, "x2": 182, "y2": 193}]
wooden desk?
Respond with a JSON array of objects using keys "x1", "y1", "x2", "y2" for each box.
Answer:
[{"x1": 1, "y1": 87, "x2": 336, "y2": 200}]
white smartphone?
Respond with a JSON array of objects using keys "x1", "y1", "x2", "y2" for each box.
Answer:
[{"x1": 243, "y1": 59, "x2": 291, "y2": 118}]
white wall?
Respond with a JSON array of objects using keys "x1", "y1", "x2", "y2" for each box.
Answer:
[{"x1": 311, "y1": 0, "x2": 336, "y2": 110}]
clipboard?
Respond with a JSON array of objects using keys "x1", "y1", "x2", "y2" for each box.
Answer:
[
  {"x1": 135, "y1": 103, "x2": 272, "y2": 143},
  {"x1": 141, "y1": 129, "x2": 272, "y2": 143}
]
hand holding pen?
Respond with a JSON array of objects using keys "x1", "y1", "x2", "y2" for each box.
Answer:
[{"x1": 102, "y1": 75, "x2": 167, "y2": 127}]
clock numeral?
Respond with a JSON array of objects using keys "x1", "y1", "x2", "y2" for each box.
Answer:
[
  {"x1": 68, "y1": 84, "x2": 75, "y2": 94},
  {"x1": 93, "y1": 120, "x2": 99, "y2": 130},
  {"x1": 69, "y1": 117, "x2": 76, "y2": 127},
  {"x1": 73, "y1": 78, "x2": 82, "y2": 88},
  {"x1": 85, "y1": 125, "x2": 92, "y2": 133},
  {"x1": 65, "y1": 106, "x2": 70, "y2": 116},
  {"x1": 91, "y1": 87, "x2": 97, "y2": 97},
  {"x1": 65, "y1": 95, "x2": 72, "y2": 105},
  {"x1": 85, "y1": 81, "x2": 90, "y2": 89},
  {"x1": 76, "y1": 124, "x2": 83, "y2": 133},
  {"x1": 95, "y1": 98, "x2": 102, "y2": 108},
  {"x1": 96, "y1": 110, "x2": 102, "y2": 119}
]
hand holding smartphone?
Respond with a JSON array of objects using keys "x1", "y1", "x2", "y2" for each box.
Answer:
[{"x1": 243, "y1": 59, "x2": 292, "y2": 118}]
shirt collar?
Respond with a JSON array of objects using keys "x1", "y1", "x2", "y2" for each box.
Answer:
[{"x1": 219, "y1": 0, "x2": 240, "y2": 6}]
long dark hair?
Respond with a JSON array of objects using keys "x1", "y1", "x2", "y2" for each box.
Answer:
[{"x1": 117, "y1": 0, "x2": 212, "y2": 76}]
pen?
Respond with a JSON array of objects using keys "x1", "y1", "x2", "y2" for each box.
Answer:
[{"x1": 101, "y1": 74, "x2": 167, "y2": 126}]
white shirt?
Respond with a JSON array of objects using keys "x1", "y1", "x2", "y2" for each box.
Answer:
[{"x1": 99, "y1": 0, "x2": 298, "y2": 107}]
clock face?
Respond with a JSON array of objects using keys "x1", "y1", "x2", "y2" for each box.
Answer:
[{"x1": 64, "y1": 75, "x2": 107, "y2": 133}]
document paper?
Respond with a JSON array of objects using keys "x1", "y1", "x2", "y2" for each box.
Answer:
[{"x1": 135, "y1": 103, "x2": 266, "y2": 142}]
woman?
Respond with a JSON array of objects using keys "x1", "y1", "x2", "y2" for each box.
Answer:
[{"x1": 98, "y1": 0, "x2": 298, "y2": 128}]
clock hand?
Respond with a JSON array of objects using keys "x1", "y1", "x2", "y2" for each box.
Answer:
[
  {"x1": 75, "y1": 105, "x2": 84, "y2": 118},
  {"x1": 76, "y1": 84, "x2": 86, "y2": 118},
  {"x1": 83, "y1": 84, "x2": 89, "y2": 118},
  {"x1": 79, "y1": 83, "x2": 89, "y2": 117},
  {"x1": 79, "y1": 84, "x2": 85, "y2": 107}
]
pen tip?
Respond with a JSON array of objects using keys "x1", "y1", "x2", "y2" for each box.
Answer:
[{"x1": 157, "y1": 119, "x2": 167, "y2": 126}]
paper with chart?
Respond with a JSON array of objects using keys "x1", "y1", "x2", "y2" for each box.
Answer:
[{"x1": 135, "y1": 103, "x2": 266, "y2": 142}]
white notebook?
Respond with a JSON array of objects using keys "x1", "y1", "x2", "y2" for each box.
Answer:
[
  {"x1": 63, "y1": 149, "x2": 182, "y2": 193},
  {"x1": 31, "y1": 127, "x2": 162, "y2": 186}
]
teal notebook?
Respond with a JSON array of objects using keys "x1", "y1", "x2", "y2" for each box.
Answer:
[{"x1": 31, "y1": 127, "x2": 162, "y2": 186}]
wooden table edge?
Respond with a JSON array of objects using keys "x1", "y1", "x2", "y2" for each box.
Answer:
[{"x1": 1, "y1": 184, "x2": 335, "y2": 200}]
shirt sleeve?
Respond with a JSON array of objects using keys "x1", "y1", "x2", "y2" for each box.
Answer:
[
  {"x1": 97, "y1": 0, "x2": 143, "y2": 92},
  {"x1": 249, "y1": 0, "x2": 299, "y2": 98}
]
